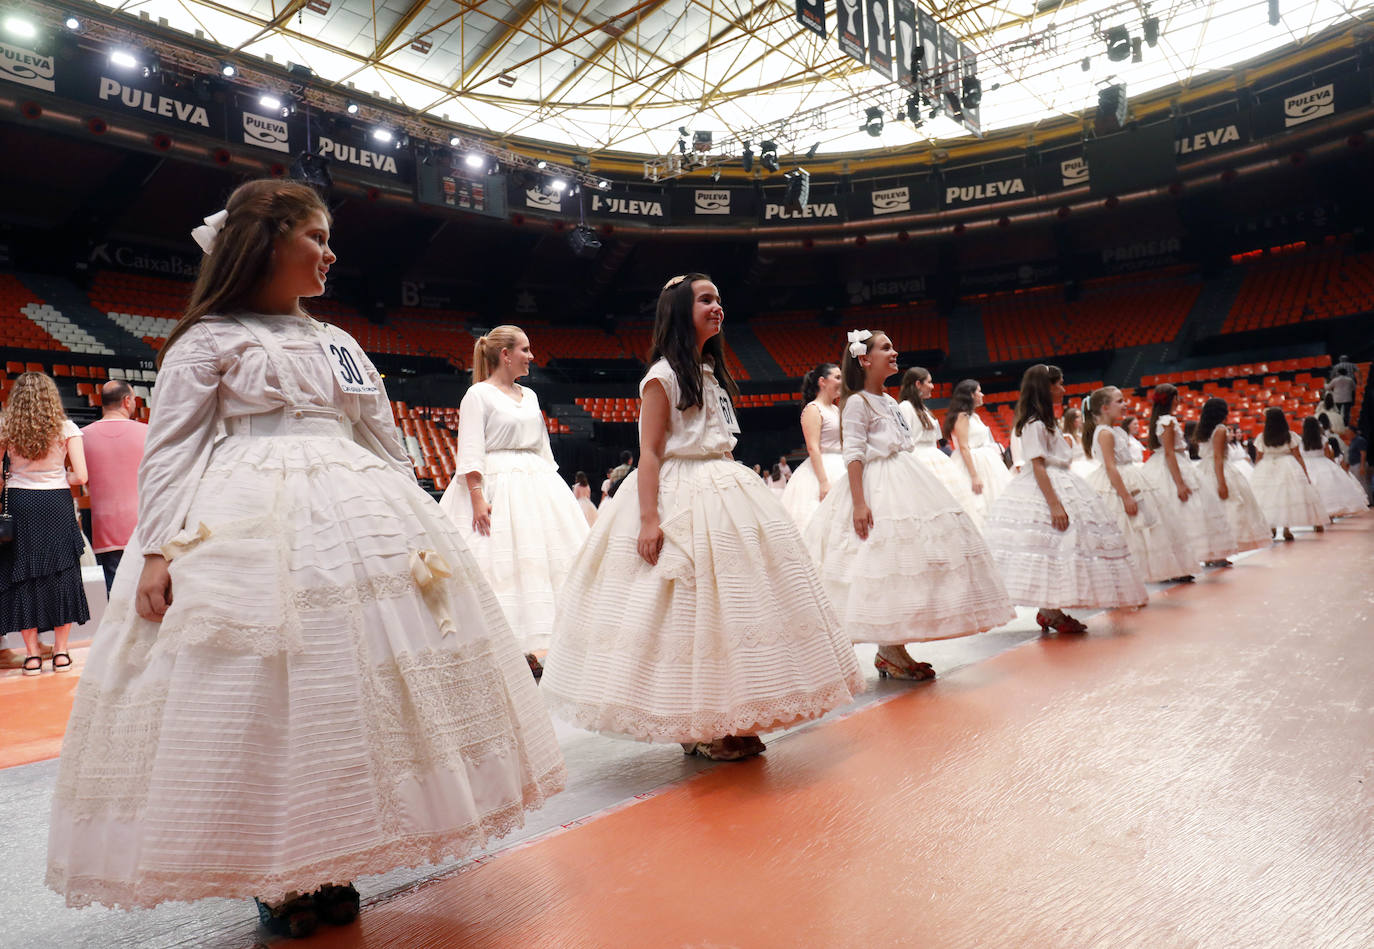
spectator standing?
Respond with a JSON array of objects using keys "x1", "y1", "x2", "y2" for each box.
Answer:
[
  {"x1": 1326, "y1": 366, "x2": 1356, "y2": 426},
  {"x1": 0, "y1": 372, "x2": 90, "y2": 675},
  {"x1": 80, "y1": 380, "x2": 147, "y2": 593}
]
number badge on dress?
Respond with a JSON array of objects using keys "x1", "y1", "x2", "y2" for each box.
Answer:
[{"x1": 320, "y1": 337, "x2": 379, "y2": 395}]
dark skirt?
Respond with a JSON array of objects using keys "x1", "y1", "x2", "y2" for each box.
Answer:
[{"x1": 0, "y1": 487, "x2": 90, "y2": 632}]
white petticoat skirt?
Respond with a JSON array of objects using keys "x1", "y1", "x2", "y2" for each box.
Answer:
[
  {"x1": 909, "y1": 444, "x2": 980, "y2": 520},
  {"x1": 804, "y1": 451, "x2": 1014, "y2": 644},
  {"x1": 779, "y1": 452, "x2": 847, "y2": 531},
  {"x1": 1248, "y1": 455, "x2": 1327, "y2": 530},
  {"x1": 982, "y1": 465, "x2": 1148, "y2": 610},
  {"x1": 954, "y1": 445, "x2": 1013, "y2": 525},
  {"x1": 1141, "y1": 454, "x2": 1238, "y2": 563},
  {"x1": 1085, "y1": 462, "x2": 1195, "y2": 583},
  {"x1": 1195, "y1": 459, "x2": 1272, "y2": 552},
  {"x1": 1303, "y1": 455, "x2": 1367, "y2": 517},
  {"x1": 47, "y1": 434, "x2": 564, "y2": 910},
  {"x1": 541, "y1": 457, "x2": 863, "y2": 744},
  {"x1": 440, "y1": 450, "x2": 590, "y2": 652}
]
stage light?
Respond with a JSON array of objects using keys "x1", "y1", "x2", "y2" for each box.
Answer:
[
  {"x1": 1081, "y1": 56, "x2": 1091, "y2": 71},
  {"x1": 346, "y1": 100, "x2": 360, "y2": 114},
  {"x1": 551, "y1": 179, "x2": 568, "y2": 192},
  {"x1": 961, "y1": 76, "x2": 982, "y2": 111},
  {"x1": 259, "y1": 94, "x2": 283, "y2": 111},
  {"x1": 741, "y1": 141, "x2": 754, "y2": 173},
  {"x1": 711, "y1": 167, "x2": 721, "y2": 182},
  {"x1": 464, "y1": 153, "x2": 485, "y2": 169},
  {"x1": 805, "y1": 142, "x2": 820, "y2": 160},
  {"x1": 783, "y1": 167, "x2": 810, "y2": 213},
  {"x1": 536, "y1": 160, "x2": 548, "y2": 169},
  {"x1": 449, "y1": 135, "x2": 460, "y2": 146},
  {"x1": 761, "y1": 140, "x2": 779, "y2": 173},
  {"x1": 568, "y1": 224, "x2": 602, "y2": 259},
  {"x1": 3, "y1": 16, "x2": 36, "y2": 38},
  {"x1": 1143, "y1": 16, "x2": 1159, "y2": 46},
  {"x1": 906, "y1": 94, "x2": 922, "y2": 125},
  {"x1": 219, "y1": 61, "x2": 236, "y2": 77},
  {"x1": 109, "y1": 50, "x2": 138, "y2": 69},
  {"x1": 372, "y1": 128, "x2": 393, "y2": 143},
  {"x1": 1132, "y1": 37, "x2": 1143, "y2": 63},
  {"x1": 64, "y1": 16, "x2": 81, "y2": 31},
  {"x1": 290, "y1": 152, "x2": 333, "y2": 190},
  {"x1": 597, "y1": 180, "x2": 610, "y2": 189},
  {"x1": 861, "y1": 106, "x2": 885, "y2": 137},
  {"x1": 1105, "y1": 25, "x2": 1131, "y2": 62}
]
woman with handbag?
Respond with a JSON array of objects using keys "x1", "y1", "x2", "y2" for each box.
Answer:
[{"x1": 0, "y1": 371, "x2": 90, "y2": 675}]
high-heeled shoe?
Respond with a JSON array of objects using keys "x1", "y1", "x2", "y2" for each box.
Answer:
[
  {"x1": 1283, "y1": 528, "x2": 1295, "y2": 542},
  {"x1": 874, "y1": 649, "x2": 935, "y2": 681},
  {"x1": 313, "y1": 883, "x2": 360, "y2": 926},
  {"x1": 1036, "y1": 610, "x2": 1087, "y2": 635},
  {"x1": 255, "y1": 894, "x2": 319, "y2": 939},
  {"x1": 681, "y1": 737, "x2": 759, "y2": 761}
]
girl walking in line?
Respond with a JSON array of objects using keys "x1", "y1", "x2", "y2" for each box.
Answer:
[
  {"x1": 1248, "y1": 408, "x2": 1327, "y2": 541},
  {"x1": 779, "y1": 362, "x2": 846, "y2": 531}
]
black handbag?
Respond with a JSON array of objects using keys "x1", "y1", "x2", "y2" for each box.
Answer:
[{"x1": 0, "y1": 452, "x2": 12, "y2": 544}]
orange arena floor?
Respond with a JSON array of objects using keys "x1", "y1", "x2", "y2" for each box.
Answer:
[{"x1": 2, "y1": 513, "x2": 1370, "y2": 947}]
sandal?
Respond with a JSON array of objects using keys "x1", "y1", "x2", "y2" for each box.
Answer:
[
  {"x1": 21, "y1": 655, "x2": 44, "y2": 676},
  {"x1": 51, "y1": 652, "x2": 72, "y2": 673},
  {"x1": 681, "y1": 737, "x2": 760, "y2": 761},
  {"x1": 525, "y1": 653, "x2": 543, "y2": 681},
  {"x1": 874, "y1": 646, "x2": 936, "y2": 681},
  {"x1": 255, "y1": 895, "x2": 319, "y2": 940}
]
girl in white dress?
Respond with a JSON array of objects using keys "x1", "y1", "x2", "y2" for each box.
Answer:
[
  {"x1": 1062, "y1": 407, "x2": 1100, "y2": 479},
  {"x1": 439, "y1": 326, "x2": 589, "y2": 676},
  {"x1": 46, "y1": 181, "x2": 563, "y2": 930},
  {"x1": 805, "y1": 332, "x2": 1013, "y2": 680},
  {"x1": 542, "y1": 274, "x2": 862, "y2": 762},
  {"x1": 1083, "y1": 387, "x2": 1195, "y2": 583},
  {"x1": 1227, "y1": 426, "x2": 1254, "y2": 480},
  {"x1": 572, "y1": 471, "x2": 598, "y2": 526},
  {"x1": 1248, "y1": 408, "x2": 1327, "y2": 541},
  {"x1": 1299, "y1": 417, "x2": 1366, "y2": 518},
  {"x1": 942, "y1": 379, "x2": 1013, "y2": 525},
  {"x1": 779, "y1": 363, "x2": 845, "y2": 530},
  {"x1": 897, "y1": 367, "x2": 978, "y2": 516},
  {"x1": 1140, "y1": 384, "x2": 1238, "y2": 570},
  {"x1": 1192, "y1": 398, "x2": 1271, "y2": 555},
  {"x1": 1121, "y1": 417, "x2": 1147, "y2": 464},
  {"x1": 982, "y1": 366, "x2": 1147, "y2": 634}
]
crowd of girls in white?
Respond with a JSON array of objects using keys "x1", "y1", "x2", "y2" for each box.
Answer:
[{"x1": 39, "y1": 179, "x2": 1363, "y2": 937}]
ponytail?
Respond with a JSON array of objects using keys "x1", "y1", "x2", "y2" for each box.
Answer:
[{"x1": 471, "y1": 324, "x2": 525, "y2": 384}]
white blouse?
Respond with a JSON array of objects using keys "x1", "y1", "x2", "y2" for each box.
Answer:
[
  {"x1": 455, "y1": 381, "x2": 557, "y2": 476},
  {"x1": 807, "y1": 400, "x2": 842, "y2": 454},
  {"x1": 897, "y1": 402, "x2": 941, "y2": 449},
  {"x1": 1093, "y1": 425, "x2": 1133, "y2": 466},
  {"x1": 640, "y1": 359, "x2": 738, "y2": 460},
  {"x1": 1020, "y1": 419, "x2": 1071, "y2": 469},
  {"x1": 4, "y1": 419, "x2": 81, "y2": 490},
  {"x1": 135, "y1": 314, "x2": 410, "y2": 553},
  {"x1": 1153, "y1": 414, "x2": 1185, "y2": 446},
  {"x1": 1256, "y1": 432, "x2": 1301, "y2": 460},
  {"x1": 842, "y1": 391, "x2": 913, "y2": 465}
]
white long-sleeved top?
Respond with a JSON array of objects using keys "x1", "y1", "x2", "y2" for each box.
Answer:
[
  {"x1": 136, "y1": 314, "x2": 410, "y2": 553},
  {"x1": 842, "y1": 391, "x2": 913, "y2": 465},
  {"x1": 455, "y1": 381, "x2": 557, "y2": 476}
]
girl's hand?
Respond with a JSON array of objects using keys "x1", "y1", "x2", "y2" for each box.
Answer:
[
  {"x1": 471, "y1": 494, "x2": 492, "y2": 536},
  {"x1": 1050, "y1": 503, "x2": 1070, "y2": 532},
  {"x1": 852, "y1": 502, "x2": 874, "y2": 540},
  {"x1": 637, "y1": 518, "x2": 665, "y2": 565},
  {"x1": 1176, "y1": 483, "x2": 1191, "y2": 503},
  {"x1": 817, "y1": 481, "x2": 830, "y2": 502},
  {"x1": 1121, "y1": 494, "x2": 1139, "y2": 518},
  {"x1": 136, "y1": 555, "x2": 173, "y2": 622},
  {"x1": 970, "y1": 478, "x2": 984, "y2": 496},
  {"x1": 1217, "y1": 482, "x2": 1229, "y2": 501}
]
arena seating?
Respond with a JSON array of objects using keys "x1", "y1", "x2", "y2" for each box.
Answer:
[
  {"x1": 1, "y1": 276, "x2": 66, "y2": 352},
  {"x1": 978, "y1": 268, "x2": 1200, "y2": 364},
  {"x1": 751, "y1": 303, "x2": 946, "y2": 379},
  {"x1": 1223, "y1": 243, "x2": 1374, "y2": 333},
  {"x1": 91, "y1": 271, "x2": 190, "y2": 351},
  {"x1": 392, "y1": 400, "x2": 570, "y2": 491}
]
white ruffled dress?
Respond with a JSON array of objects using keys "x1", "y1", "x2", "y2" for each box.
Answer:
[
  {"x1": 1300, "y1": 447, "x2": 1367, "y2": 517},
  {"x1": 1067, "y1": 433, "x2": 1101, "y2": 479},
  {"x1": 1227, "y1": 442, "x2": 1255, "y2": 480},
  {"x1": 951, "y1": 411, "x2": 1013, "y2": 524},
  {"x1": 804, "y1": 392, "x2": 1014, "y2": 644},
  {"x1": 1249, "y1": 434, "x2": 1327, "y2": 530},
  {"x1": 541, "y1": 360, "x2": 863, "y2": 743},
  {"x1": 1141, "y1": 416, "x2": 1238, "y2": 564},
  {"x1": 899, "y1": 401, "x2": 979, "y2": 518},
  {"x1": 982, "y1": 420, "x2": 1148, "y2": 610},
  {"x1": 439, "y1": 381, "x2": 590, "y2": 653},
  {"x1": 47, "y1": 315, "x2": 563, "y2": 910},
  {"x1": 1085, "y1": 426, "x2": 1195, "y2": 583},
  {"x1": 779, "y1": 400, "x2": 847, "y2": 531},
  {"x1": 1196, "y1": 439, "x2": 1272, "y2": 551}
]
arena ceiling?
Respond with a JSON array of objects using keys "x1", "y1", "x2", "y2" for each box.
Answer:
[{"x1": 80, "y1": 0, "x2": 1372, "y2": 158}]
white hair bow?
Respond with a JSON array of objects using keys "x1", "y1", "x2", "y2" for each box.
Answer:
[
  {"x1": 191, "y1": 209, "x2": 229, "y2": 255},
  {"x1": 847, "y1": 329, "x2": 873, "y2": 359}
]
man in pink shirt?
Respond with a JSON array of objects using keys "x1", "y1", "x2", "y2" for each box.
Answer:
[{"x1": 81, "y1": 380, "x2": 147, "y2": 592}]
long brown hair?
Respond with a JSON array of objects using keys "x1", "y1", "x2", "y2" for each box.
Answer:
[
  {"x1": 648, "y1": 273, "x2": 738, "y2": 410},
  {"x1": 0, "y1": 372, "x2": 68, "y2": 459},
  {"x1": 898, "y1": 367, "x2": 935, "y2": 430},
  {"x1": 839, "y1": 330, "x2": 886, "y2": 405},
  {"x1": 1013, "y1": 364, "x2": 1060, "y2": 437},
  {"x1": 1146, "y1": 383, "x2": 1178, "y2": 451},
  {"x1": 471, "y1": 324, "x2": 525, "y2": 384},
  {"x1": 941, "y1": 378, "x2": 979, "y2": 442},
  {"x1": 160, "y1": 179, "x2": 331, "y2": 366}
]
